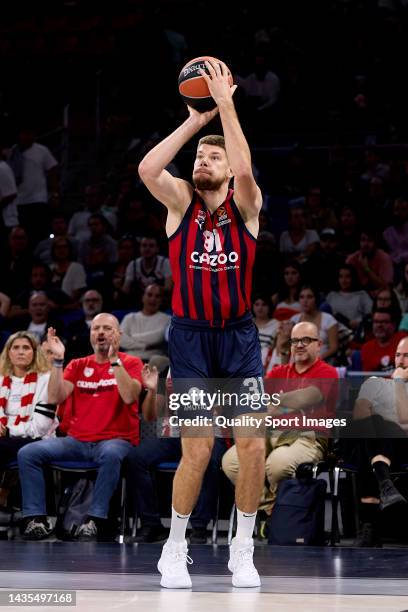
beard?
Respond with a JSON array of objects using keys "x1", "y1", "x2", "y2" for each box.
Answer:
[{"x1": 193, "y1": 173, "x2": 225, "y2": 191}]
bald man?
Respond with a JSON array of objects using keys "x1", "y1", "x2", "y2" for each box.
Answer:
[
  {"x1": 351, "y1": 336, "x2": 408, "y2": 546},
  {"x1": 223, "y1": 322, "x2": 338, "y2": 521},
  {"x1": 18, "y1": 314, "x2": 156, "y2": 541}
]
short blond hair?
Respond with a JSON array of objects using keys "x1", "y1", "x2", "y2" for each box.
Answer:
[
  {"x1": 0, "y1": 331, "x2": 50, "y2": 376},
  {"x1": 198, "y1": 135, "x2": 226, "y2": 150}
]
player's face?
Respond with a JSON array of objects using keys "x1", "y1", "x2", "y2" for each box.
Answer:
[{"x1": 193, "y1": 144, "x2": 231, "y2": 191}]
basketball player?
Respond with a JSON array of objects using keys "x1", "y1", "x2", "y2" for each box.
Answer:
[{"x1": 138, "y1": 59, "x2": 264, "y2": 588}]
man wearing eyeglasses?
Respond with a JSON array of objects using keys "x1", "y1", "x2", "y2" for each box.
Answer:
[{"x1": 222, "y1": 321, "x2": 338, "y2": 520}]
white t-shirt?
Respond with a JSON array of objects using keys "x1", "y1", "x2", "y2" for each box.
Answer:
[
  {"x1": 0, "y1": 160, "x2": 18, "y2": 227},
  {"x1": 50, "y1": 261, "x2": 87, "y2": 298},
  {"x1": 254, "y1": 318, "x2": 279, "y2": 366},
  {"x1": 290, "y1": 312, "x2": 337, "y2": 356},
  {"x1": 357, "y1": 376, "x2": 401, "y2": 424},
  {"x1": 27, "y1": 321, "x2": 47, "y2": 342},
  {"x1": 13, "y1": 143, "x2": 57, "y2": 206},
  {"x1": 279, "y1": 229, "x2": 319, "y2": 256},
  {"x1": 68, "y1": 209, "x2": 117, "y2": 242},
  {"x1": 125, "y1": 256, "x2": 172, "y2": 291},
  {"x1": 120, "y1": 311, "x2": 171, "y2": 359}
]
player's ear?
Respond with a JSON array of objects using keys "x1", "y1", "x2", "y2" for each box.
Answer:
[{"x1": 227, "y1": 167, "x2": 234, "y2": 179}]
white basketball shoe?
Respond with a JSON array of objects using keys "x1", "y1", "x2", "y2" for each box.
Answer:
[
  {"x1": 157, "y1": 539, "x2": 193, "y2": 588},
  {"x1": 228, "y1": 536, "x2": 261, "y2": 587}
]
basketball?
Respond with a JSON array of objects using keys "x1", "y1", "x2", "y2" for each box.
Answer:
[{"x1": 178, "y1": 56, "x2": 233, "y2": 112}]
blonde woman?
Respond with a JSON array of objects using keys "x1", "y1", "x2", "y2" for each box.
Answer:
[{"x1": 0, "y1": 332, "x2": 55, "y2": 515}]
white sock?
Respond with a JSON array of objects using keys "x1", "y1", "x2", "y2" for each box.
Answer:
[
  {"x1": 235, "y1": 508, "x2": 257, "y2": 542},
  {"x1": 168, "y1": 506, "x2": 190, "y2": 543}
]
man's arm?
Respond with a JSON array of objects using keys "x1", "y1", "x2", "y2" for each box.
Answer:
[
  {"x1": 201, "y1": 60, "x2": 262, "y2": 224},
  {"x1": 140, "y1": 364, "x2": 159, "y2": 422},
  {"x1": 138, "y1": 107, "x2": 218, "y2": 213},
  {"x1": 108, "y1": 334, "x2": 141, "y2": 404},
  {"x1": 392, "y1": 368, "x2": 408, "y2": 424},
  {"x1": 278, "y1": 386, "x2": 323, "y2": 411},
  {"x1": 46, "y1": 328, "x2": 74, "y2": 404}
]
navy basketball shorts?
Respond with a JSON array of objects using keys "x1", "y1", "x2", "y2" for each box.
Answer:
[{"x1": 168, "y1": 312, "x2": 265, "y2": 422}]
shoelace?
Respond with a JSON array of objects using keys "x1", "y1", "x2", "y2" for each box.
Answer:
[
  {"x1": 171, "y1": 551, "x2": 193, "y2": 566},
  {"x1": 234, "y1": 546, "x2": 255, "y2": 567}
]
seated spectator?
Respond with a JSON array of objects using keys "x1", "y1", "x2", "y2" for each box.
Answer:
[
  {"x1": 337, "y1": 204, "x2": 361, "y2": 257},
  {"x1": 34, "y1": 214, "x2": 78, "y2": 266},
  {"x1": 117, "y1": 190, "x2": 163, "y2": 242},
  {"x1": 383, "y1": 196, "x2": 408, "y2": 273},
  {"x1": 68, "y1": 183, "x2": 116, "y2": 243},
  {"x1": 49, "y1": 237, "x2": 87, "y2": 301},
  {"x1": 361, "y1": 308, "x2": 406, "y2": 373},
  {"x1": 111, "y1": 235, "x2": 137, "y2": 308},
  {"x1": 120, "y1": 284, "x2": 170, "y2": 370},
  {"x1": 10, "y1": 291, "x2": 64, "y2": 343},
  {"x1": 223, "y1": 322, "x2": 338, "y2": 522},
  {"x1": 0, "y1": 141, "x2": 18, "y2": 239},
  {"x1": 395, "y1": 261, "x2": 408, "y2": 313},
  {"x1": 290, "y1": 285, "x2": 338, "y2": 363},
  {"x1": 11, "y1": 262, "x2": 72, "y2": 318},
  {"x1": 0, "y1": 227, "x2": 32, "y2": 301},
  {"x1": 18, "y1": 315, "x2": 154, "y2": 541},
  {"x1": 0, "y1": 332, "x2": 56, "y2": 518},
  {"x1": 304, "y1": 186, "x2": 338, "y2": 233},
  {"x1": 252, "y1": 294, "x2": 278, "y2": 372},
  {"x1": 351, "y1": 337, "x2": 408, "y2": 546},
  {"x1": 123, "y1": 236, "x2": 172, "y2": 306},
  {"x1": 346, "y1": 227, "x2": 393, "y2": 295},
  {"x1": 252, "y1": 231, "x2": 277, "y2": 297},
  {"x1": 235, "y1": 54, "x2": 280, "y2": 112},
  {"x1": 271, "y1": 261, "x2": 302, "y2": 321},
  {"x1": 0, "y1": 293, "x2": 11, "y2": 323},
  {"x1": 78, "y1": 213, "x2": 118, "y2": 269},
  {"x1": 326, "y1": 264, "x2": 372, "y2": 331},
  {"x1": 303, "y1": 228, "x2": 345, "y2": 294},
  {"x1": 65, "y1": 290, "x2": 103, "y2": 361},
  {"x1": 279, "y1": 205, "x2": 319, "y2": 263},
  {"x1": 356, "y1": 286, "x2": 402, "y2": 345}
]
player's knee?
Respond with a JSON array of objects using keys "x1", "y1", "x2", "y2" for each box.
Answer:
[
  {"x1": 182, "y1": 439, "x2": 213, "y2": 470},
  {"x1": 235, "y1": 437, "x2": 265, "y2": 465}
]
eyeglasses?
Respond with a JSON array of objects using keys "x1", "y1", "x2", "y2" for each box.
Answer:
[{"x1": 290, "y1": 337, "x2": 319, "y2": 347}]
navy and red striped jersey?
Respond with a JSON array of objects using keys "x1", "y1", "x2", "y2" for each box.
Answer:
[{"x1": 169, "y1": 188, "x2": 257, "y2": 321}]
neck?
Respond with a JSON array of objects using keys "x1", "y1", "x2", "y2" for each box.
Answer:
[
  {"x1": 294, "y1": 358, "x2": 316, "y2": 374},
  {"x1": 255, "y1": 316, "x2": 269, "y2": 325},
  {"x1": 94, "y1": 350, "x2": 110, "y2": 364},
  {"x1": 13, "y1": 366, "x2": 28, "y2": 378},
  {"x1": 197, "y1": 185, "x2": 229, "y2": 214}
]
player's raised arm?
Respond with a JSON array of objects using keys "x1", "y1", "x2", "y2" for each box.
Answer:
[
  {"x1": 200, "y1": 60, "x2": 262, "y2": 225},
  {"x1": 138, "y1": 107, "x2": 218, "y2": 213}
]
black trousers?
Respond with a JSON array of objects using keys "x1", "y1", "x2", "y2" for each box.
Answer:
[{"x1": 0, "y1": 437, "x2": 36, "y2": 470}]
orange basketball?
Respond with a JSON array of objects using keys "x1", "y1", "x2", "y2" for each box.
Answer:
[{"x1": 178, "y1": 56, "x2": 233, "y2": 112}]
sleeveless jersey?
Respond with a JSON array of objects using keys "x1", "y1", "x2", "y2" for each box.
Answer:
[{"x1": 169, "y1": 188, "x2": 257, "y2": 321}]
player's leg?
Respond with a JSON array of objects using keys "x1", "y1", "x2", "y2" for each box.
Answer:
[
  {"x1": 158, "y1": 429, "x2": 214, "y2": 589},
  {"x1": 227, "y1": 432, "x2": 264, "y2": 587}
]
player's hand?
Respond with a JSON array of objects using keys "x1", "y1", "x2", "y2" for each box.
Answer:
[
  {"x1": 199, "y1": 60, "x2": 237, "y2": 106},
  {"x1": 47, "y1": 327, "x2": 65, "y2": 360},
  {"x1": 187, "y1": 104, "x2": 219, "y2": 128},
  {"x1": 141, "y1": 364, "x2": 159, "y2": 391}
]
